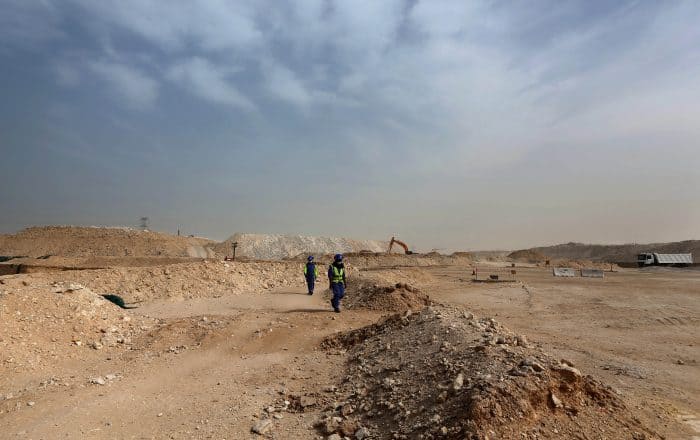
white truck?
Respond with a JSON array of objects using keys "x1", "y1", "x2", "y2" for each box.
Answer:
[{"x1": 637, "y1": 253, "x2": 693, "y2": 267}]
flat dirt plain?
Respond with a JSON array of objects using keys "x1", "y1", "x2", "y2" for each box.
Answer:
[{"x1": 1, "y1": 257, "x2": 698, "y2": 439}]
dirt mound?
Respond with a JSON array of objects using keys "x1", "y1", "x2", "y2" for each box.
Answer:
[
  {"x1": 466, "y1": 251, "x2": 510, "y2": 262},
  {"x1": 9, "y1": 260, "x2": 307, "y2": 303},
  {"x1": 342, "y1": 266, "x2": 436, "y2": 311},
  {"x1": 554, "y1": 259, "x2": 619, "y2": 270},
  {"x1": 212, "y1": 233, "x2": 388, "y2": 260},
  {"x1": 508, "y1": 249, "x2": 547, "y2": 263},
  {"x1": 319, "y1": 305, "x2": 658, "y2": 439},
  {"x1": 0, "y1": 256, "x2": 208, "y2": 276},
  {"x1": 346, "y1": 281, "x2": 431, "y2": 312},
  {"x1": 0, "y1": 226, "x2": 215, "y2": 258},
  {"x1": 0, "y1": 279, "x2": 153, "y2": 376}
]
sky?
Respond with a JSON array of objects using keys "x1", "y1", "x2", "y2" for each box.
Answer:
[{"x1": 1, "y1": 0, "x2": 699, "y2": 251}]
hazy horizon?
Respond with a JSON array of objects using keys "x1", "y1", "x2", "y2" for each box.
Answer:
[
  {"x1": 2, "y1": 1, "x2": 699, "y2": 250},
  {"x1": 2, "y1": 223, "x2": 699, "y2": 254}
]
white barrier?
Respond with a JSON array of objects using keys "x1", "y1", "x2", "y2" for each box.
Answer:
[
  {"x1": 581, "y1": 269, "x2": 604, "y2": 278},
  {"x1": 553, "y1": 267, "x2": 576, "y2": 277}
]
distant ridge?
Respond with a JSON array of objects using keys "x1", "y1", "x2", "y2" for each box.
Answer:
[{"x1": 519, "y1": 240, "x2": 700, "y2": 263}]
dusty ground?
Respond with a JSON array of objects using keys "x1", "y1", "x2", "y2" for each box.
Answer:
[
  {"x1": 1, "y1": 259, "x2": 698, "y2": 439},
  {"x1": 1, "y1": 283, "x2": 383, "y2": 439},
  {"x1": 424, "y1": 265, "x2": 700, "y2": 439}
]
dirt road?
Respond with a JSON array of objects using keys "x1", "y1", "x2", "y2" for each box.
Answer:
[{"x1": 2, "y1": 285, "x2": 382, "y2": 439}]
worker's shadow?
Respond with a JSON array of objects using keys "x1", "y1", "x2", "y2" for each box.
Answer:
[
  {"x1": 269, "y1": 291, "x2": 317, "y2": 296},
  {"x1": 282, "y1": 308, "x2": 333, "y2": 313}
]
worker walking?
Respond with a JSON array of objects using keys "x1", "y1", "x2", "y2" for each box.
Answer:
[
  {"x1": 328, "y1": 254, "x2": 347, "y2": 313},
  {"x1": 304, "y1": 255, "x2": 319, "y2": 295}
]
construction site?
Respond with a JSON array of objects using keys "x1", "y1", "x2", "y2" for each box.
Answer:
[
  {"x1": 4, "y1": 0, "x2": 700, "y2": 437},
  {"x1": 0, "y1": 226, "x2": 698, "y2": 439}
]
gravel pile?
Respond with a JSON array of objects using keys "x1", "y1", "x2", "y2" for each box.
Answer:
[{"x1": 319, "y1": 305, "x2": 658, "y2": 439}]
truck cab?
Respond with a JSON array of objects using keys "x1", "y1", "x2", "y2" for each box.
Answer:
[{"x1": 637, "y1": 253, "x2": 655, "y2": 267}]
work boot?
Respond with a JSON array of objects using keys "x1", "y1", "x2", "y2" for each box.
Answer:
[{"x1": 334, "y1": 308, "x2": 340, "y2": 313}]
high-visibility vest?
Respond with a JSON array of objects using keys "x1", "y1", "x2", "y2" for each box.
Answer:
[
  {"x1": 304, "y1": 263, "x2": 318, "y2": 277},
  {"x1": 331, "y1": 265, "x2": 345, "y2": 283}
]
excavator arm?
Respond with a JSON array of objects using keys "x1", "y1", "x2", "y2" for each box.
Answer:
[{"x1": 388, "y1": 236, "x2": 413, "y2": 255}]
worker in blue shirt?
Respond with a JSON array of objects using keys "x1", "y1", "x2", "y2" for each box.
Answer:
[
  {"x1": 303, "y1": 255, "x2": 319, "y2": 295},
  {"x1": 328, "y1": 254, "x2": 347, "y2": 313}
]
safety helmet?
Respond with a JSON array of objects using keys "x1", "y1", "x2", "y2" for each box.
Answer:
[
  {"x1": 307, "y1": 255, "x2": 314, "y2": 261},
  {"x1": 334, "y1": 253, "x2": 343, "y2": 262}
]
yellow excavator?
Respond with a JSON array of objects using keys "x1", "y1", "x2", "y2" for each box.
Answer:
[{"x1": 388, "y1": 236, "x2": 413, "y2": 254}]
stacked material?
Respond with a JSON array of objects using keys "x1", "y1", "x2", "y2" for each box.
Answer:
[{"x1": 214, "y1": 233, "x2": 388, "y2": 260}]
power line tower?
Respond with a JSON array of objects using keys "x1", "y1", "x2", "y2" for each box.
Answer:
[{"x1": 139, "y1": 217, "x2": 149, "y2": 231}]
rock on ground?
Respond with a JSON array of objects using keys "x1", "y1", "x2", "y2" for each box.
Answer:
[{"x1": 320, "y1": 305, "x2": 660, "y2": 439}]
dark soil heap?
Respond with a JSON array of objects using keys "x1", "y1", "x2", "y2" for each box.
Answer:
[
  {"x1": 345, "y1": 281, "x2": 431, "y2": 312},
  {"x1": 320, "y1": 305, "x2": 658, "y2": 440}
]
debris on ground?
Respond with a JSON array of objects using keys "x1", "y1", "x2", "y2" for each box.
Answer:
[
  {"x1": 320, "y1": 305, "x2": 660, "y2": 439},
  {"x1": 251, "y1": 418, "x2": 273, "y2": 435}
]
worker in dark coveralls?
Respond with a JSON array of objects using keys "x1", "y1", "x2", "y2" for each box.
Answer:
[
  {"x1": 328, "y1": 254, "x2": 347, "y2": 313},
  {"x1": 303, "y1": 255, "x2": 319, "y2": 295}
]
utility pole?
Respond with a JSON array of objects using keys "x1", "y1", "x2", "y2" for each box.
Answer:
[{"x1": 232, "y1": 242, "x2": 238, "y2": 261}]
